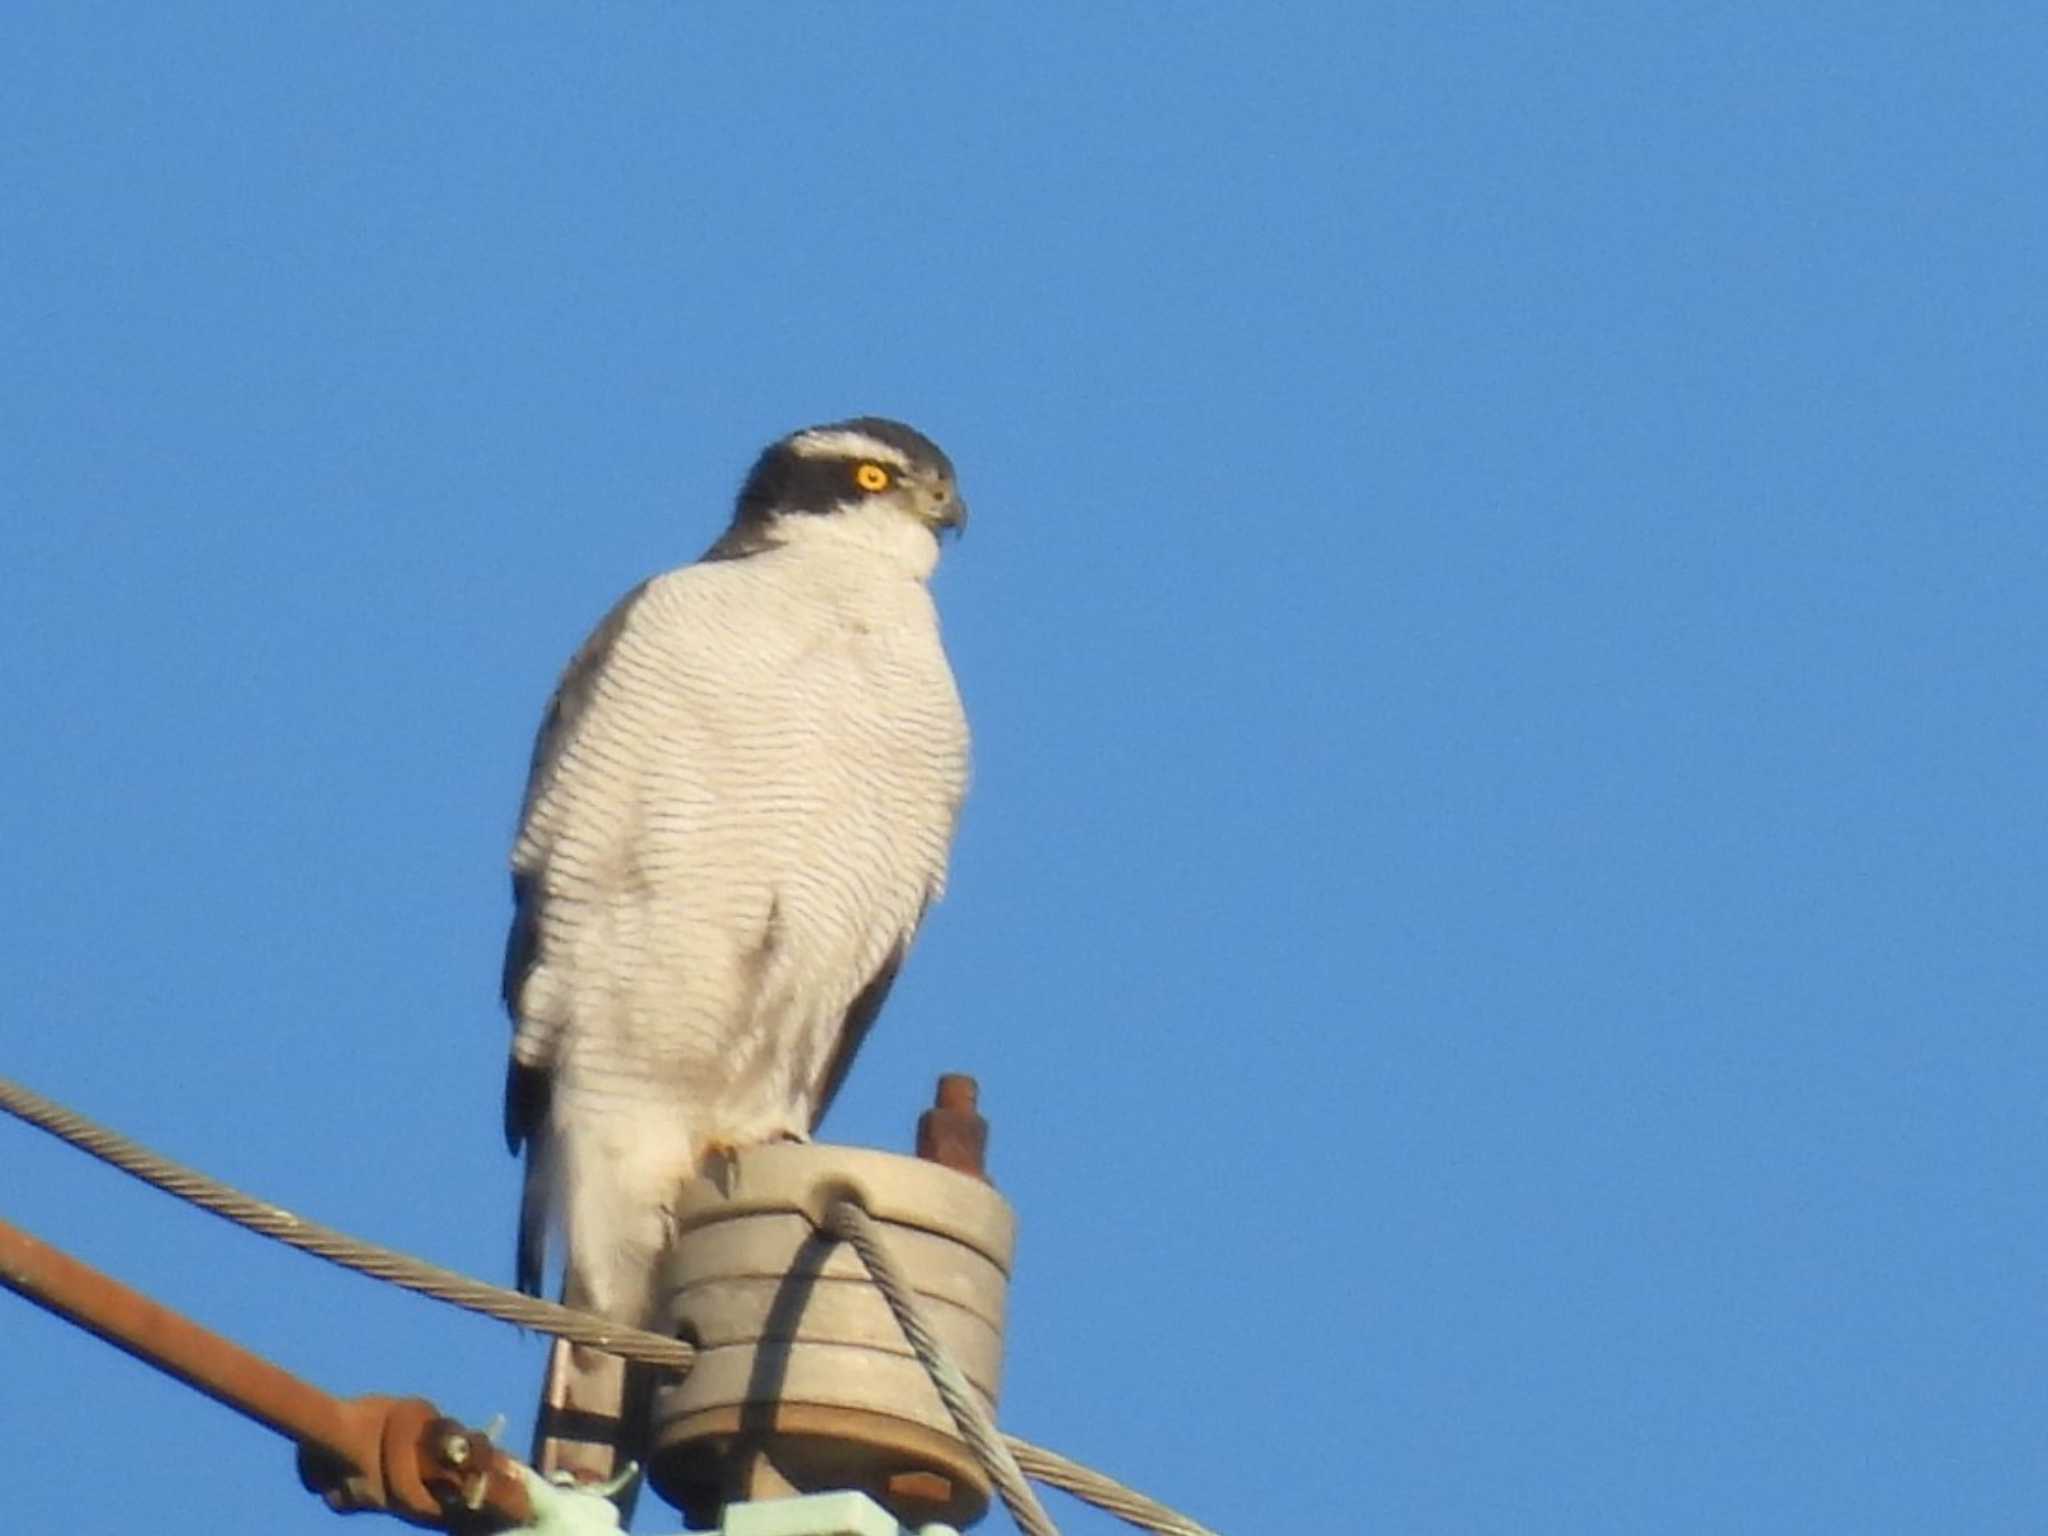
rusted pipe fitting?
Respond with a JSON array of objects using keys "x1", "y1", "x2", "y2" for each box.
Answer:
[
  {"x1": 0, "y1": 1211, "x2": 533, "y2": 1532},
  {"x1": 297, "y1": 1396, "x2": 535, "y2": 1529}
]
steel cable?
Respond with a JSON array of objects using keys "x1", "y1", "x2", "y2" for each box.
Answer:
[
  {"x1": 823, "y1": 1198, "x2": 1061, "y2": 1536},
  {"x1": 2, "y1": 1071, "x2": 1219, "y2": 1536},
  {"x1": 0, "y1": 1073, "x2": 695, "y2": 1367}
]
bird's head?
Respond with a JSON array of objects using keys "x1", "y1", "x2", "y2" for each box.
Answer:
[{"x1": 719, "y1": 418, "x2": 967, "y2": 559}]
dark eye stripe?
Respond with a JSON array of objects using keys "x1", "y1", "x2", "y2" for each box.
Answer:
[
  {"x1": 722, "y1": 418, "x2": 951, "y2": 549},
  {"x1": 735, "y1": 450, "x2": 886, "y2": 523}
]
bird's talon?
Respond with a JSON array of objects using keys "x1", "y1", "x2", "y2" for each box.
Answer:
[{"x1": 595, "y1": 1462, "x2": 641, "y2": 1498}]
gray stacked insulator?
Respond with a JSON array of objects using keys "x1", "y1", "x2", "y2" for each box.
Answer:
[{"x1": 647, "y1": 1143, "x2": 1015, "y2": 1530}]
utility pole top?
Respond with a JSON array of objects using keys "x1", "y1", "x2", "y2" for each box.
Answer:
[{"x1": 647, "y1": 1075, "x2": 1013, "y2": 1530}]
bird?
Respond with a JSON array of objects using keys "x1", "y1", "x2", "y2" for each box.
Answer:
[{"x1": 500, "y1": 417, "x2": 971, "y2": 1494}]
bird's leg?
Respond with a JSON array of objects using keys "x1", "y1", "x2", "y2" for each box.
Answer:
[
  {"x1": 697, "y1": 1136, "x2": 742, "y2": 1193},
  {"x1": 694, "y1": 1130, "x2": 808, "y2": 1195}
]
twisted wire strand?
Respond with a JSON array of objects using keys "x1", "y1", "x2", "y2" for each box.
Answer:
[
  {"x1": 824, "y1": 1199, "x2": 1061, "y2": 1536},
  {"x1": 3, "y1": 1071, "x2": 1220, "y2": 1536},
  {"x1": 1003, "y1": 1441, "x2": 1222, "y2": 1536},
  {"x1": 0, "y1": 1073, "x2": 694, "y2": 1368}
]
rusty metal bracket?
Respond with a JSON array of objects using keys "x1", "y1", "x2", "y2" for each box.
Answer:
[{"x1": 0, "y1": 1213, "x2": 534, "y2": 1530}]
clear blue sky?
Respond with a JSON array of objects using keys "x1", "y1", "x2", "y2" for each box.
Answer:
[{"x1": 4, "y1": 6, "x2": 2043, "y2": 1533}]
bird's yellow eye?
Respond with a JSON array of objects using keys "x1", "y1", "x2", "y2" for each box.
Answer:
[{"x1": 853, "y1": 462, "x2": 892, "y2": 493}]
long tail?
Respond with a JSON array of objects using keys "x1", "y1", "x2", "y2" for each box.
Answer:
[
  {"x1": 533, "y1": 1336, "x2": 654, "y2": 1513},
  {"x1": 522, "y1": 1101, "x2": 690, "y2": 1514}
]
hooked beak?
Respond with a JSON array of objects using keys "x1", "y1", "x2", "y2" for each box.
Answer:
[{"x1": 921, "y1": 483, "x2": 969, "y2": 537}]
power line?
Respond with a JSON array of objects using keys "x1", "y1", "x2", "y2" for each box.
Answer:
[
  {"x1": 1004, "y1": 1442, "x2": 1221, "y2": 1536},
  {"x1": 0, "y1": 1073, "x2": 691, "y2": 1364},
  {"x1": 1, "y1": 1072, "x2": 1220, "y2": 1536},
  {"x1": 825, "y1": 1198, "x2": 1061, "y2": 1536}
]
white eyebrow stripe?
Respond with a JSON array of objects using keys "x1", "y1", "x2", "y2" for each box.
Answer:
[{"x1": 787, "y1": 429, "x2": 913, "y2": 467}]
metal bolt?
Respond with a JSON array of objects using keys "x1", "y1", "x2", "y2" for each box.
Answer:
[
  {"x1": 934, "y1": 1074, "x2": 977, "y2": 1112},
  {"x1": 915, "y1": 1073, "x2": 990, "y2": 1179}
]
